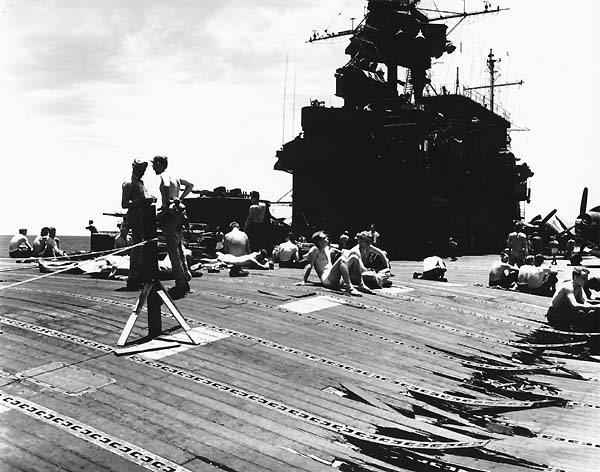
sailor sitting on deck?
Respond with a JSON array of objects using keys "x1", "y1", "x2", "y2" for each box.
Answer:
[
  {"x1": 413, "y1": 256, "x2": 447, "y2": 282},
  {"x1": 488, "y1": 250, "x2": 519, "y2": 289},
  {"x1": 32, "y1": 227, "x2": 50, "y2": 256},
  {"x1": 296, "y1": 231, "x2": 370, "y2": 296},
  {"x1": 8, "y1": 228, "x2": 34, "y2": 258},
  {"x1": 546, "y1": 267, "x2": 600, "y2": 332},
  {"x1": 517, "y1": 254, "x2": 558, "y2": 297},
  {"x1": 348, "y1": 230, "x2": 391, "y2": 289},
  {"x1": 223, "y1": 221, "x2": 252, "y2": 277},
  {"x1": 272, "y1": 232, "x2": 300, "y2": 268}
]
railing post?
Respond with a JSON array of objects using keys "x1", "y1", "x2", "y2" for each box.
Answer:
[{"x1": 141, "y1": 199, "x2": 162, "y2": 336}]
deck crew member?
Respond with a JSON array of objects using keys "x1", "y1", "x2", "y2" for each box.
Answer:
[
  {"x1": 122, "y1": 159, "x2": 154, "y2": 290},
  {"x1": 296, "y1": 231, "x2": 369, "y2": 296},
  {"x1": 413, "y1": 256, "x2": 448, "y2": 281},
  {"x1": 530, "y1": 232, "x2": 543, "y2": 257},
  {"x1": 488, "y1": 250, "x2": 518, "y2": 289},
  {"x1": 527, "y1": 254, "x2": 558, "y2": 296},
  {"x1": 32, "y1": 227, "x2": 50, "y2": 256},
  {"x1": 338, "y1": 231, "x2": 351, "y2": 250},
  {"x1": 223, "y1": 221, "x2": 251, "y2": 276},
  {"x1": 546, "y1": 267, "x2": 600, "y2": 332},
  {"x1": 85, "y1": 220, "x2": 98, "y2": 234},
  {"x1": 151, "y1": 155, "x2": 194, "y2": 298},
  {"x1": 48, "y1": 227, "x2": 61, "y2": 250},
  {"x1": 348, "y1": 230, "x2": 391, "y2": 289},
  {"x1": 506, "y1": 222, "x2": 528, "y2": 266},
  {"x1": 273, "y1": 232, "x2": 300, "y2": 268},
  {"x1": 114, "y1": 224, "x2": 132, "y2": 250},
  {"x1": 8, "y1": 229, "x2": 34, "y2": 258},
  {"x1": 244, "y1": 190, "x2": 270, "y2": 252}
]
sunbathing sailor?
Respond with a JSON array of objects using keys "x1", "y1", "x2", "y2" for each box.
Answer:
[
  {"x1": 546, "y1": 266, "x2": 600, "y2": 332},
  {"x1": 224, "y1": 221, "x2": 251, "y2": 276},
  {"x1": 517, "y1": 254, "x2": 558, "y2": 297},
  {"x1": 32, "y1": 227, "x2": 50, "y2": 256},
  {"x1": 196, "y1": 251, "x2": 271, "y2": 271},
  {"x1": 413, "y1": 256, "x2": 447, "y2": 281},
  {"x1": 296, "y1": 231, "x2": 368, "y2": 296},
  {"x1": 8, "y1": 229, "x2": 34, "y2": 258},
  {"x1": 488, "y1": 250, "x2": 518, "y2": 289},
  {"x1": 347, "y1": 230, "x2": 391, "y2": 289},
  {"x1": 273, "y1": 232, "x2": 300, "y2": 268}
]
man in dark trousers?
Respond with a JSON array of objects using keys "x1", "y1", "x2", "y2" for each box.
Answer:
[
  {"x1": 244, "y1": 190, "x2": 269, "y2": 252},
  {"x1": 151, "y1": 155, "x2": 194, "y2": 299},
  {"x1": 121, "y1": 159, "x2": 154, "y2": 290}
]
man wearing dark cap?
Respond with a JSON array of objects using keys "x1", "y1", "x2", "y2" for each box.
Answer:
[
  {"x1": 151, "y1": 155, "x2": 194, "y2": 298},
  {"x1": 122, "y1": 159, "x2": 154, "y2": 289}
]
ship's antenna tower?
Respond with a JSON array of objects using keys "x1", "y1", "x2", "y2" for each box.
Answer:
[
  {"x1": 463, "y1": 49, "x2": 523, "y2": 115},
  {"x1": 282, "y1": 54, "x2": 289, "y2": 144}
]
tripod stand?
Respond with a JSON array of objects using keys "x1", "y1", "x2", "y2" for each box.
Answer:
[{"x1": 117, "y1": 200, "x2": 197, "y2": 347}]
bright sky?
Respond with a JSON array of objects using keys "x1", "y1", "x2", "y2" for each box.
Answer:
[{"x1": 1, "y1": 0, "x2": 599, "y2": 235}]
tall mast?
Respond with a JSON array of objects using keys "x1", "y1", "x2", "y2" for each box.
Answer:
[{"x1": 488, "y1": 49, "x2": 496, "y2": 112}]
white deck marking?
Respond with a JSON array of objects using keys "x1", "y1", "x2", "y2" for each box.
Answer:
[
  {"x1": 142, "y1": 327, "x2": 231, "y2": 360},
  {"x1": 280, "y1": 295, "x2": 342, "y2": 314},
  {"x1": 114, "y1": 339, "x2": 181, "y2": 356},
  {"x1": 0, "y1": 390, "x2": 191, "y2": 472},
  {"x1": 380, "y1": 285, "x2": 414, "y2": 295}
]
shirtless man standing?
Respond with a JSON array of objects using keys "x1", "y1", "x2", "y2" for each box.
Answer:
[
  {"x1": 547, "y1": 267, "x2": 600, "y2": 331},
  {"x1": 151, "y1": 155, "x2": 194, "y2": 298},
  {"x1": 244, "y1": 190, "x2": 269, "y2": 252},
  {"x1": 297, "y1": 231, "x2": 368, "y2": 296},
  {"x1": 506, "y1": 222, "x2": 528, "y2": 266}
]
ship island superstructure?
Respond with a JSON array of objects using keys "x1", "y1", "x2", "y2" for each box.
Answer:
[{"x1": 274, "y1": 0, "x2": 532, "y2": 257}]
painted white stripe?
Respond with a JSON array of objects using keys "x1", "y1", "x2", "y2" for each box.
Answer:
[
  {"x1": 142, "y1": 327, "x2": 231, "y2": 360},
  {"x1": 280, "y1": 295, "x2": 341, "y2": 314},
  {"x1": 0, "y1": 390, "x2": 191, "y2": 472},
  {"x1": 380, "y1": 286, "x2": 414, "y2": 295}
]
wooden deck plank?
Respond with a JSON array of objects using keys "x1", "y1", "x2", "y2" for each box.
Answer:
[{"x1": 1, "y1": 255, "x2": 599, "y2": 472}]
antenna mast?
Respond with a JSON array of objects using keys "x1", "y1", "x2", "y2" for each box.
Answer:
[{"x1": 488, "y1": 49, "x2": 496, "y2": 111}]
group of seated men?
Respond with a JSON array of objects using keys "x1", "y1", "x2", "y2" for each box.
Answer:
[
  {"x1": 546, "y1": 266, "x2": 600, "y2": 333},
  {"x1": 8, "y1": 227, "x2": 66, "y2": 259},
  {"x1": 296, "y1": 230, "x2": 392, "y2": 296},
  {"x1": 489, "y1": 250, "x2": 557, "y2": 296}
]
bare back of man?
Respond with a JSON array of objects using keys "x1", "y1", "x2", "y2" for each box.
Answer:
[{"x1": 224, "y1": 226, "x2": 250, "y2": 257}]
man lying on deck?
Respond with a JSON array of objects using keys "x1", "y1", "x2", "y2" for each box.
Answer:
[
  {"x1": 489, "y1": 250, "x2": 519, "y2": 289},
  {"x1": 546, "y1": 267, "x2": 600, "y2": 332},
  {"x1": 413, "y1": 256, "x2": 447, "y2": 282},
  {"x1": 193, "y1": 251, "x2": 271, "y2": 274},
  {"x1": 296, "y1": 231, "x2": 369, "y2": 296}
]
